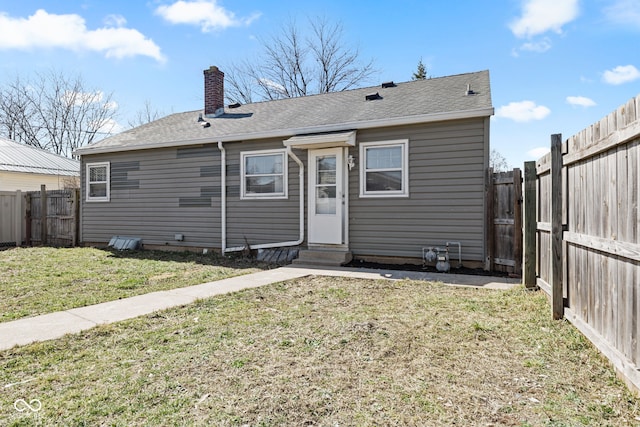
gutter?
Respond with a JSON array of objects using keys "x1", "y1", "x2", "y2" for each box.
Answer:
[
  {"x1": 73, "y1": 107, "x2": 495, "y2": 156},
  {"x1": 221, "y1": 145, "x2": 305, "y2": 253}
]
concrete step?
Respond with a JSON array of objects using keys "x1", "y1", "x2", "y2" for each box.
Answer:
[{"x1": 292, "y1": 249, "x2": 352, "y2": 267}]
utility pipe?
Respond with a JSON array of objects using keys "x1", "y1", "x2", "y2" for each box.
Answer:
[
  {"x1": 217, "y1": 141, "x2": 226, "y2": 253},
  {"x1": 222, "y1": 145, "x2": 305, "y2": 253}
]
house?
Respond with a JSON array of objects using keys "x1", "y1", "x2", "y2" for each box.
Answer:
[
  {"x1": 0, "y1": 136, "x2": 80, "y2": 191},
  {"x1": 75, "y1": 66, "x2": 493, "y2": 267}
]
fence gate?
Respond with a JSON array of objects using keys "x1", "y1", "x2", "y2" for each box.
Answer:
[
  {"x1": 27, "y1": 187, "x2": 79, "y2": 247},
  {"x1": 486, "y1": 168, "x2": 523, "y2": 275}
]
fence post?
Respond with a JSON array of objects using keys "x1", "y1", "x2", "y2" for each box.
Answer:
[
  {"x1": 25, "y1": 193, "x2": 32, "y2": 246},
  {"x1": 523, "y1": 161, "x2": 537, "y2": 288},
  {"x1": 551, "y1": 134, "x2": 564, "y2": 320},
  {"x1": 13, "y1": 190, "x2": 22, "y2": 247},
  {"x1": 485, "y1": 167, "x2": 495, "y2": 271},
  {"x1": 513, "y1": 168, "x2": 523, "y2": 276},
  {"x1": 72, "y1": 188, "x2": 79, "y2": 247},
  {"x1": 40, "y1": 185, "x2": 47, "y2": 245}
]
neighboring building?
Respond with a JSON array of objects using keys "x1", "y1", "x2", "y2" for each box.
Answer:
[
  {"x1": 75, "y1": 66, "x2": 493, "y2": 267},
  {"x1": 0, "y1": 137, "x2": 80, "y2": 191}
]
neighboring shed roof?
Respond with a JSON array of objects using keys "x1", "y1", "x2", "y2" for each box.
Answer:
[
  {"x1": 0, "y1": 137, "x2": 80, "y2": 176},
  {"x1": 76, "y1": 70, "x2": 493, "y2": 155}
]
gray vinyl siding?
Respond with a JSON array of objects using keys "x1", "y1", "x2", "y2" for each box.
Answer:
[
  {"x1": 224, "y1": 138, "x2": 301, "y2": 249},
  {"x1": 80, "y1": 116, "x2": 488, "y2": 261},
  {"x1": 80, "y1": 145, "x2": 221, "y2": 248},
  {"x1": 348, "y1": 118, "x2": 488, "y2": 262}
]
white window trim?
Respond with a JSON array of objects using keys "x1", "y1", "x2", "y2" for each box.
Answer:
[
  {"x1": 359, "y1": 139, "x2": 409, "y2": 198},
  {"x1": 240, "y1": 149, "x2": 288, "y2": 200},
  {"x1": 86, "y1": 162, "x2": 110, "y2": 202}
]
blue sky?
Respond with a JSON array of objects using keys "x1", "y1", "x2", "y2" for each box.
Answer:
[{"x1": 0, "y1": 0, "x2": 639, "y2": 168}]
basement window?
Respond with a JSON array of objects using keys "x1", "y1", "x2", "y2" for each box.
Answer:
[
  {"x1": 86, "y1": 162, "x2": 110, "y2": 202},
  {"x1": 241, "y1": 149, "x2": 288, "y2": 199},
  {"x1": 359, "y1": 140, "x2": 409, "y2": 198}
]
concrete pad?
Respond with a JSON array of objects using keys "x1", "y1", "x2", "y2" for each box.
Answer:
[
  {"x1": 0, "y1": 311, "x2": 97, "y2": 351},
  {"x1": 68, "y1": 291, "x2": 198, "y2": 325},
  {"x1": 167, "y1": 269, "x2": 310, "y2": 299},
  {"x1": 283, "y1": 265, "x2": 522, "y2": 289}
]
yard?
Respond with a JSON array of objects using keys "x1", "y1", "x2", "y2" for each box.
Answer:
[
  {"x1": 0, "y1": 247, "x2": 264, "y2": 322},
  {"x1": 1, "y1": 248, "x2": 639, "y2": 425}
]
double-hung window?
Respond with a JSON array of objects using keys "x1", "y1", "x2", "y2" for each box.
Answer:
[
  {"x1": 86, "y1": 162, "x2": 110, "y2": 202},
  {"x1": 241, "y1": 149, "x2": 288, "y2": 199},
  {"x1": 359, "y1": 140, "x2": 409, "y2": 197}
]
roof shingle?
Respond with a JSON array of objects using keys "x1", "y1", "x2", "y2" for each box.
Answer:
[{"x1": 77, "y1": 70, "x2": 492, "y2": 155}]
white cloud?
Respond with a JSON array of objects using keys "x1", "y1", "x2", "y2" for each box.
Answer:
[
  {"x1": 527, "y1": 147, "x2": 550, "y2": 159},
  {"x1": 61, "y1": 90, "x2": 104, "y2": 107},
  {"x1": 104, "y1": 100, "x2": 119, "y2": 111},
  {"x1": 604, "y1": 0, "x2": 640, "y2": 28},
  {"x1": 519, "y1": 38, "x2": 552, "y2": 53},
  {"x1": 97, "y1": 118, "x2": 125, "y2": 135},
  {"x1": 61, "y1": 91, "x2": 119, "y2": 112},
  {"x1": 602, "y1": 65, "x2": 640, "y2": 85},
  {"x1": 258, "y1": 78, "x2": 287, "y2": 95},
  {"x1": 104, "y1": 14, "x2": 127, "y2": 28},
  {"x1": 510, "y1": 0, "x2": 580, "y2": 38},
  {"x1": 566, "y1": 96, "x2": 596, "y2": 107},
  {"x1": 155, "y1": 0, "x2": 260, "y2": 32},
  {"x1": 496, "y1": 101, "x2": 551, "y2": 122},
  {"x1": 0, "y1": 9, "x2": 165, "y2": 62}
]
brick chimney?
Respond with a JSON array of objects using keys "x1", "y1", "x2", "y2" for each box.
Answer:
[{"x1": 204, "y1": 66, "x2": 224, "y2": 116}]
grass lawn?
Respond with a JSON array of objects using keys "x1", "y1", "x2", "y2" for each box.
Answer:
[
  {"x1": 0, "y1": 247, "x2": 264, "y2": 322},
  {"x1": 1, "y1": 276, "x2": 638, "y2": 426}
]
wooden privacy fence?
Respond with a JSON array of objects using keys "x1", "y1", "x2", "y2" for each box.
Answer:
[
  {"x1": 0, "y1": 190, "x2": 25, "y2": 247},
  {"x1": 27, "y1": 186, "x2": 80, "y2": 247},
  {"x1": 0, "y1": 186, "x2": 79, "y2": 247},
  {"x1": 524, "y1": 94, "x2": 640, "y2": 392}
]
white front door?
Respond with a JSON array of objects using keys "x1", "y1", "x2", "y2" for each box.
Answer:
[{"x1": 308, "y1": 148, "x2": 344, "y2": 245}]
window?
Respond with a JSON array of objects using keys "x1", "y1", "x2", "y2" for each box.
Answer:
[
  {"x1": 359, "y1": 140, "x2": 409, "y2": 197},
  {"x1": 241, "y1": 149, "x2": 288, "y2": 199},
  {"x1": 86, "y1": 162, "x2": 110, "y2": 202}
]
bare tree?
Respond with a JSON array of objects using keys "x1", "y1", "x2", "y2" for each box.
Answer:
[
  {"x1": 490, "y1": 149, "x2": 510, "y2": 172},
  {"x1": 0, "y1": 70, "x2": 117, "y2": 158},
  {"x1": 128, "y1": 100, "x2": 165, "y2": 128},
  {"x1": 224, "y1": 17, "x2": 376, "y2": 104}
]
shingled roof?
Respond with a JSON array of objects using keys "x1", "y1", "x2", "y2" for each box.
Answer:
[
  {"x1": 0, "y1": 137, "x2": 79, "y2": 176},
  {"x1": 76, "y1": 70, "x2": 492, "y2": 155}
]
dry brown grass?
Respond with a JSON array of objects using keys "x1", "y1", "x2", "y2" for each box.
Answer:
[
  {"x1": 0, "y1": 247, "x2": 262, "y2": 322},
  {"x1": 1, "y1": 276, "x2": 639, "y2": 426}
]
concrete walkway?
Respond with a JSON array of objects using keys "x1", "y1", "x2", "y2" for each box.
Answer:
[{"x1": 0, "y1": 265, "x2": 520, "y2": 351}]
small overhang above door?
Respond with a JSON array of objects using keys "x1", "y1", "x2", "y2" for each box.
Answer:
[{"x1": 283, "y1": 130, "x2": 356, "y2": 150}]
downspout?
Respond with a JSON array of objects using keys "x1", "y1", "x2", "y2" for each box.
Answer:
[
  {"x1": 223, "y1": 145, "x2": 305, "y2": 253},
  {"x1": 217, "y1": 141, "x2": 226, "y2": 253}
]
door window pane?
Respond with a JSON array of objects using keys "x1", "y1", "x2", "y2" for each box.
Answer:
[
  {"x1": 315, "y1": 155, "x2": 337, "y2": 214},
  {"x1": 316, "y1": 186, "x2": 336, "y2": 214}
]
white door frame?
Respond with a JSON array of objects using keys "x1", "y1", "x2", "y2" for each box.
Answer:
[{"x1": 307, "y1": 147, "x2": 348, "y2": 247}]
